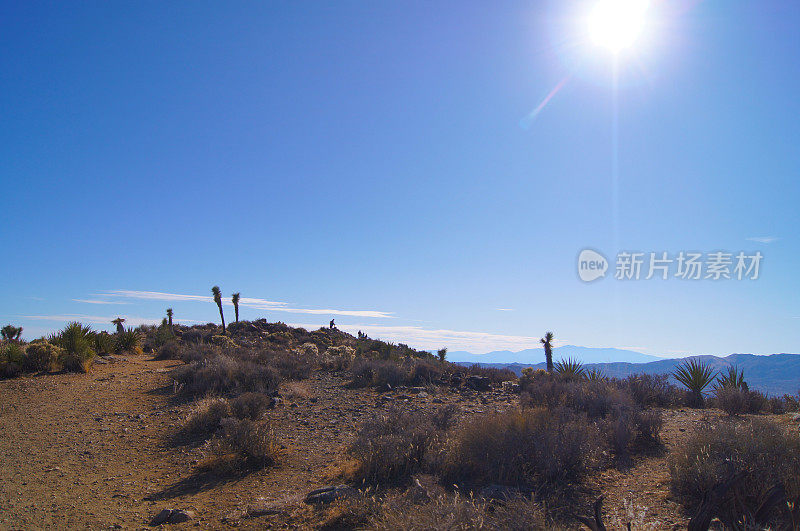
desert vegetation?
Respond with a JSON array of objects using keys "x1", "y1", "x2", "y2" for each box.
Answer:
[{"x1": 2, "y1": 318, "x2": 799, "y2": 529}]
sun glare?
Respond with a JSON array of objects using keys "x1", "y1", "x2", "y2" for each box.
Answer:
[{"x1": 588, "y1": 0, "x2": 649, "y2": 53}]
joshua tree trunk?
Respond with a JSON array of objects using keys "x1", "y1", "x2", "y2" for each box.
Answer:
[
  {"x1": 541, "y1": 331, "x2": 554, "y2": 373},
  {"x1": 166, "y1": 309, "x2": 174, "y2": 335},
  {"x1": 217, "y1": 302, "x2": 226, "y2": 333}
]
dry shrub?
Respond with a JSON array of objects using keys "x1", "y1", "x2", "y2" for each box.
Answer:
[
  {"x1": 207, "y1": 418, "x2": 279, "y2": 472},
  {"x1": 714, "y1": 386, "x2": 748, "y2": 416},
  {"x1": 170, "y1": 354, "x2": 279, "y2": 397},
  {"x1": 670, "y1": 418, "x2": 800, "y2": 529},
  {"x1": 282, "y1": 381, "x2": 312, "y2": 400},
  {"x1": 373, "y1": 492, "x2": 557, "y2": 530},
  {"x1": 181, "y1": 397, "x2": 232, "y2": 436},
  {"x1": 230, "y1": 392, "x2": 273, "y2": 420},
  {"x1": 618, "y1": 373, "x2": 684, "y2": 408},
  {"x1": 463, "y1": 364, "x2": 517, "y2": 384},
  {"x1": 270, "y1": 350, "x2": 313, "y2": 380},
  {"x1": 154, "y1": 340, "x2": 183, "y2": 360},
  {"x1": 347, "y1": 406, "x2": 448, "y2": 485},
  {"x1": 439, "y1": 407, "x2": 604, "y2": 490},
  {"x1": 319, "y1": 494, "x2": 378, "y2": 531}
]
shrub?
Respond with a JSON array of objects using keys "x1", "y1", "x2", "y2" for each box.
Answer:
[
  {"x1": 0, "y1": 343, "x2": 25, "y2": 377},
  {"x1": 229, "y1": 392, "x2": 272, "y2": 420},
  {"x1": 347, "y1": 406, "x2": 446, "y2": 485},
  {"x1": 270, "y1": 350, "x2": 313, "y2": 380},
  {"x1": 714, "y1": 386, "x2": 747, "y2": 416},
  {"x1": 744, "y1": 389, "x2": 769, "y2": 413},
  {"x1": 53, "y1": 322, "x2": 95, "y2": 373},
  {"x1": 672, "y1": 359, "x2": 717, "y2": 407},
  {"x1": 439, "y1": 407, "x2": 603, "y2": 489},
  {"x1": 154, "y1": 340, "x2": 183, "y2": 360},
  {"x1": 670, "y1": 418, "x2": 800, "y2": 529},
  {"x1": 171, "y1": 355, "x2": 280, "y2": 397},
  {"x1": 463, "y1": 364, "x2": 516, "y2": 384},
  {"x1": 211, "y1": 334, "x2": 237, "y2": 350},
  {"x1": 181, "y1": 397, "x2": 233, "y2": 436},
  {"x1": 208, "y1": 418, "x2": 278, "y2": 471},
  {"x1": 619, "y1": 373, "x2": 683, "y2": 408},
  {"x1": 115, "y1": 328, "x2": 143, "y2": 354},
  {"x1": 23, "y1": 341, "x2": 64, "y2": 372},
  {"x1": 348, "y1": 358, "x2": 405, "y2": 389}
]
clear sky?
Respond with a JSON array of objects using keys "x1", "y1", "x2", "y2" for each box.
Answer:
[{"x1": 2, "y1": 1, "x2": 798, "y2": 356}]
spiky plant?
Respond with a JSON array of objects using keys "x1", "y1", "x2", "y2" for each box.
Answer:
[
  {"x1": 540, "y1": 331, "x2": 555, "y2": 372},
  {"x1": 92, "y1": 331, "x2": 115, "y2": 355},
  {"x1": 437, "y1": 347, "x2": 447, "y2": 362},
  {"x1": 111, "y1": 317, "x2": 126, "y2": 334},
  {"x1": 115, "y1": 328, "x2": 142, "y2": 354},
  {"x1": 1, "y1": 325, "x2": 23, "y2": 342},
  {"x1": 554, "y1": 357, "x2": 585, "y2": 379},
  {"x1": 232, "y1": 293, "x2": 240, "y2": 323},
  {"x1": 212, "y1": 286, "x2": 226, "y2": 334},
  {"x1": 672, "y1": 359, "x2": 717, "y2": 407},
  {"x1": 713, "y1": 365, "x2": 747, "y2": 393},
  {"x1": 586, "y1": 367, "x2": 606, "y2": 381},
  {"x1": 166, "y1": 308, "x2": 174, "y2": 333},
  {"x1": 54, "y1": 322, "x2": 95, "y2": 373}
]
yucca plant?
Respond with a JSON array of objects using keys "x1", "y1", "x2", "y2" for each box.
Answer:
[
  {"x1": 713, "y1": 365, "x2": 748, "y2": 392},
  {"x1": 1, "y1": 324, "x2": 23, "y2": 342},
  {"x1": 232, "y1": 293, "x2": 240, "y2": 323},
  {"x1": 115, "y1": 327, "x2": 142, "y2": 354},
  {"x1": 540, "y1": 331, "x2": 555, "y2": 372},
  {"x1": 672, "y1": 359, "x2": 717, "y2": 407},
  {"x1": 554, "y1": 357, "x2": 585, "y2": 379},
  {"x1": 54, "y1": 322, "x2": 95, "y2": 373},
  {"x1": 586, "y1": 367, "x2": 606, "y2": 381},
  {"x1": 92, "y1": 331, "x2": 115, "y2": 355},
  {"x1": 212, "y1": 286, "x2": 226, "y2": 334}
]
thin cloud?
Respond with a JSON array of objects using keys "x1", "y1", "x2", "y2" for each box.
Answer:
[
  {"x1": 22, "y1": 314, "x2": 199, "y2": 327},
  {"x1": 103, "y1": 290, "x2": 393, "y2": 318},
  {"x1": 746, "y1": 236, "x2": 779, "y2": 244},
  {"x1": 495, "y1": 308, "x2": 515, "y2": 312},
  {"x1": 73, "y1": 299, "x2": 130, "y2": 305},
  {"x1": 289, "y1": 323, "x2": 540, "y2": 353}
]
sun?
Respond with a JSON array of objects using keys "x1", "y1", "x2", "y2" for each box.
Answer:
[{"x1": 587, "y1": 0, "x2": 650, "y2": 53}]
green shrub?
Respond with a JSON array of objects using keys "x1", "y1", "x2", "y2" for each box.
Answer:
[
  {"x1": 670, "y1": 418, "x2": 800, "y2": 529},
  {"x1": 115, "y1": 328, "x2": 142, "y2": 353},
  {"x1": 52, "y1": 322, "x2": 95, "y2": 373},
  {"x1": 170, "y1": 354, "x2": 280, "y2": 397},
  {"x1": 23, "y1": 341, "x2": 64, "y2": 372},
  {"x1": 211, "y1": 334, "x2": 237, "y2": 350},
  {"x1": 1, "y1": 343, "x2": 25, "y2": 377},
  {"x1": 92, "y1": 331, "x2": 115, "y2": 355}
]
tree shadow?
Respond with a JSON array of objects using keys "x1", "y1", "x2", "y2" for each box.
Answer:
[{"x1": 147, "y1": 468, "x2": 256, "y2": 500}]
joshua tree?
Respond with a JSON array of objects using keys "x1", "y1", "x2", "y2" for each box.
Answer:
[
  {"x1": 437, "y1": 347, "x2": 448, "y2": 362},
  {"x1": 540, "y1": 331, "x2": 554, "y2": 372},
  {"x1": 1, "y1": 325, "x2": 22, "y2": 342},
  {"x1": 166, "y1": 308, "x2": 174, "y2": 334},
  {"x1": 111, "y1": 317, "x2": 126, "y2": 334},
  {"x1": 232, "y1": 293, "x2": 240, "y2": 323},
  {"x1": 212, "y1": 285, "x2": 226, "y2": 333}
]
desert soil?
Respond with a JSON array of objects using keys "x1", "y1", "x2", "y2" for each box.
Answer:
[{"x1": 0, "y1": 355, "x2": 792, "y2": 530}]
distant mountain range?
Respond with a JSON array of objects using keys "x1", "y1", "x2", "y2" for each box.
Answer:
[
  {"x1": 454, "y1": 351, "x2": 800, "y2": 396},
  {"x1": 448, "y1": 345, "x2": 661, "y2": 365}
]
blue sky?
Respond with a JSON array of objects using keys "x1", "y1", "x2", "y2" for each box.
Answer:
[{"x1": 1, "y1": 1, "x2": 798, "y2": 356}]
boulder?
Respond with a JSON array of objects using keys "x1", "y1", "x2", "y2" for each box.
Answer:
[
  {"x1": 501, "y1": 381, "x2": 521, "y2": 393},
  {"x1": 150, "y1": 508, "x2": 195, "y2": 525},
  {"x1": 304, "y1": 485, "x2": 358, "y2": 504},
  {"x1": 466, "y1": 375, "x2": 491, "y2": 391}
]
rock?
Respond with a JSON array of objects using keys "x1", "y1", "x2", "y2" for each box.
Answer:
[
  {"x1": 409, "y1": 387, "x2": 426, "y2": 394},
  {"x1": 376, "y1": 382, "x2": 392, "y2": 393},
  {"x1": 150, "y1": 508, "x2": 195, "y2": 525},
  {"x1": 479, "y1": 484, "x2": 520, "y2": 501},
  {"x1": 792, "y1": 413, "x2": 800, "y2": 422},
  {"x1": 466, "y1": 375, "x2": 491, "y2": 391},
  {"x1": 418, "y1": 391, "x2": 429, "y2": 398},
  {"x1": 432, "y1": 398, "x2": 444, "y2": 404},
  {"x1": 248, "y1": 499, "x2": 287, "y2": 517},
  {"x1": 304, "y1": 485, "x2": 358, "y2": 504},
  {"x1": 501, "y1": 381, "x2": 521, "y2": 393}
]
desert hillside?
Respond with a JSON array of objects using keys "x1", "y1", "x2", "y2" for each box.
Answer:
[{"x1": 1, "y1": 321, "x2": 799, "y2": 529}]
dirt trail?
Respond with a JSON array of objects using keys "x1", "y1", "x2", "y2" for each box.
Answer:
[{"x1": 0, "y1": 355, "x2": 759, "y2": 530}]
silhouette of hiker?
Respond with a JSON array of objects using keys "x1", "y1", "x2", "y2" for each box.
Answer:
[{"x1": 329, "y1": 319, "x2": 335, "y2": 329}]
